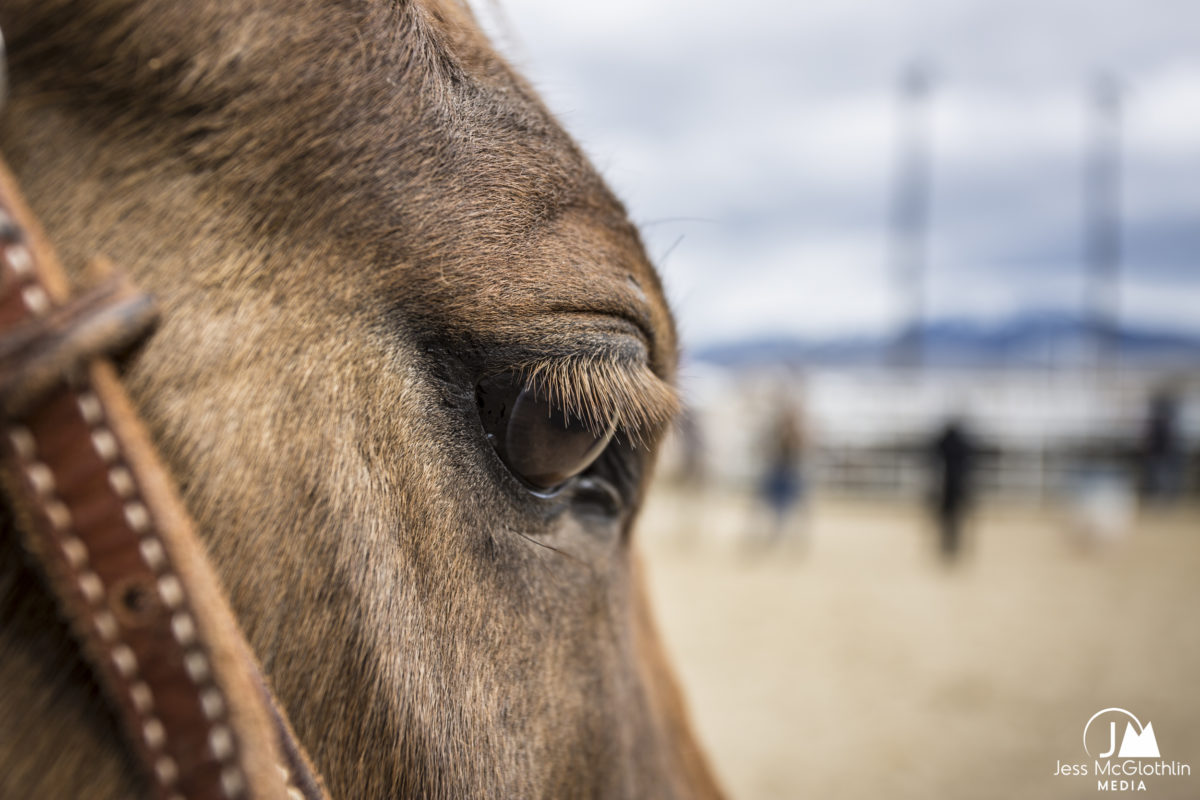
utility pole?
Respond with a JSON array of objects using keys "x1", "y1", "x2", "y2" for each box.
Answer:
[
  {"x1": 890, "y1": 62, "x2": 934, "y2": 369},
  {"x1": 1084, "y1": 74, "x2": 1122, "y2": 371}
]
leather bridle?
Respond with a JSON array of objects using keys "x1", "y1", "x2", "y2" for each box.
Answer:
[{"x1": 0, "y1": 29, "x2": 330, "y2": 800}]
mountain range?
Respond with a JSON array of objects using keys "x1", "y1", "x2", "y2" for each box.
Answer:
[{"x1": 692, "y1": 312, "x2": 1200, "y2": 369}]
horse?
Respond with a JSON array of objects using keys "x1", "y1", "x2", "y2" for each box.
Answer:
[{"x1": 0, "y1": 1, "x2": 725, "y2": 797}]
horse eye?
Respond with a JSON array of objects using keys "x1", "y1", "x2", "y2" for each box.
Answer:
[{"x1": 477, "y1": 374, "x2": 614, "y2": 493}]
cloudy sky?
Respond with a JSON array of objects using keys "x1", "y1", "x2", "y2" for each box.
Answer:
[{"x1": 478, "y1": 0, "x2": 1200, "y2": 348}]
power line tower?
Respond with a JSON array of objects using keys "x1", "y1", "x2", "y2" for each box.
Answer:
[
  {"x1": 890, "y1": 62, "x2": 934, "y2": 369},
  {"x1": 1084, "y1": 74, "x2": 1122, "y2": 371}
]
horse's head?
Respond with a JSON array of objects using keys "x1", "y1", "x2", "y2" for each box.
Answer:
[{"x1": 0, "y1": 1, "x2": 722, "y2": 797}]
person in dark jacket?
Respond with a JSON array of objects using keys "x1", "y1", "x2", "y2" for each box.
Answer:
[
  {"x1": 1140, "y1": 390, "x2": 1185, "y2": 504},
  {"x1": 930, "y1": 418, "x2": 974, "y2": 561}
]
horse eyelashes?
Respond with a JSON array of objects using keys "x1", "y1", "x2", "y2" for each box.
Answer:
[{"x1": 476, "y1": 373, "x2": 615, "y2": 494}]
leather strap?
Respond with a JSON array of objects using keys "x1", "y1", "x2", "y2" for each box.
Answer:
[{"x1": 0, "y1": 155, "x2": 330, "y2": 800}]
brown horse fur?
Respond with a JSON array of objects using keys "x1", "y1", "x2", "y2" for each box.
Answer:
[{"x1": 0, "y1": 0, "x2": 726, "y2": 797}]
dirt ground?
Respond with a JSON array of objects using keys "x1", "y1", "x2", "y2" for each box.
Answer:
[{"x1": 638, "y1": 486, "x2": 1200, "y2": 800}]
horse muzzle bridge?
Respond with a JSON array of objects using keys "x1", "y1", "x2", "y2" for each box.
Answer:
[{"x1": 0, "y1": 30, "x2": 331, "y2": 800}]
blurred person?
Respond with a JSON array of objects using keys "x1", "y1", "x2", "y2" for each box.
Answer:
[
  {"x1": 676, "y1": 406, "x2": 707, "y2": 488},
  {"x1": 747, "y1": 395, "x2": 808, "y2": 552},
  {"x1": 671, "y1": 407, "x2": 709, "y2": 549},
  {"x1": 929, "y1": 417, "x2": 975, "y2": 562},
  {"x1": 1140, "y1": 389, "x2": 1186, "y2": 505}
]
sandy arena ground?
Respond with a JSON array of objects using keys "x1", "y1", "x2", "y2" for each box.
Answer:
[{"x1": 638, "y1": 486, "x2": 1200, "y2": 800}]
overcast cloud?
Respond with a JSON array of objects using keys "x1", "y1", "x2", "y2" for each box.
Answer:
[{"x1": 479, "y1": 0, "x2": 1200, "y2": 346}]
